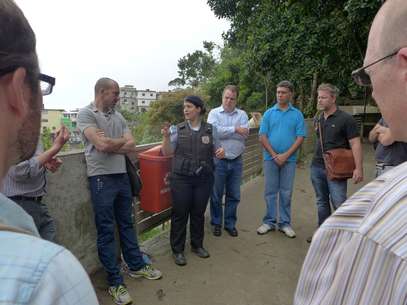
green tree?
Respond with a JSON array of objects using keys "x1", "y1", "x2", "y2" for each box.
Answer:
[{"x1": 169, "y1": 41, "x2": 218, "y2": 88}]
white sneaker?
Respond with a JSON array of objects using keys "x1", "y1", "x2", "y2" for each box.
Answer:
[
  {"x1": 108, "y1": 285, "x2": 133, "y2": 305},
  {"x1": 280, "y1": 225, "x2": 296, "y2": 238},
  {"x1": 257, "y1": 223, "x2": 274, "y2": 235}
]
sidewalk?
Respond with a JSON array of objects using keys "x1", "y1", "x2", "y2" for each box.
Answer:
[{"x1": 92, "y1": 146, "x2": 376, "y2": 305}]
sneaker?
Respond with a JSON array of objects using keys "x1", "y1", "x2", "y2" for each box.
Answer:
[
  {"x1": 128, "y1": 264, "x2": 162, "y2": 280},
  {"x1": 279, "y1": 225, "x2": 296, "y2": 238},
  {"x1": 108, "y1": 285, "x2": 133, "y2": 305},
  {"x1": 257, "y1": 223, "x2": 274, "y2": 235}
]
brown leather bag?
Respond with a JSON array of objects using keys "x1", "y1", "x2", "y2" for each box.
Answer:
[{"x1": 318, "y1": 119, "x2": 355, "y2": 180}]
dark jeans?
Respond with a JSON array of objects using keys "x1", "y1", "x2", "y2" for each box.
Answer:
[
  {"x1": 12, "y1": 198, "x2": 56, "y2": 242},
  {"x1": 210, "y1": 157, "x2": 243, "y2": 229},
  {"x1": 89, "y1": 173, "x2": 145, "y2": 287},
  {"x1": 310, "y1": 164, "x2": 347, "y2": 226},
  {"x1": 170, "y1": 173, "x2": 214, "y2": 254}
]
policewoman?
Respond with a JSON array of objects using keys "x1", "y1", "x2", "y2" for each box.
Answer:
[{"x1": 161, "y1": 96, "x2": 224, "y2": 266}]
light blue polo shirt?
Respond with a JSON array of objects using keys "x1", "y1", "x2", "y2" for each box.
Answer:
[{"x1": 259, "y1": 103, "x2": 306, "y2": 162}]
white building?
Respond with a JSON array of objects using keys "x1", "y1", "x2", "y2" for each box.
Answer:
[
  {"x1": 119, "y1": 85, "x2": 161, "y2": 113},
  {"x1": 119, "y1": 85, "x2": 138, "y2": 112}
]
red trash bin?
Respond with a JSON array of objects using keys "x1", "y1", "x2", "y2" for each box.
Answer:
[{"x1": 138, "y1": 145, "x2": 173, "y2": 213}]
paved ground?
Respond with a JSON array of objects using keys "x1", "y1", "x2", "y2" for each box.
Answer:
[{"x1": 92, "y1": 145, "x2": 376, "y2": 305}]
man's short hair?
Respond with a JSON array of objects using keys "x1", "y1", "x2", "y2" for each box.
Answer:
[
  {"x1": 318, "y1": 83, "x2": 340, "y2": 98},
  {"x1": 277, "y1": 80, "x2": 294, "y2": 93},
  {"x1": 222, "y1": 85, "x2": 239, "y2": 98},
  {"x1": 94, "y1": 77, "x2": 118, "y2": 95},
  {"x1": 0, "y1": 0, "x2": 39, "y2": 93}
]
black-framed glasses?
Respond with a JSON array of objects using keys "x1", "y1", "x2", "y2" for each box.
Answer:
[
  {"x1": 39, "y1": 73, "x2": 55, "y2": 96},
  {"x1": 0, "y1": 66, "x2": 55, "y2": 96},
  {"x1": 352, "y1": 49, "x2": 399, "y2": 87}
]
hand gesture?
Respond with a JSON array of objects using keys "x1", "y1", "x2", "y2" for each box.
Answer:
[
  {"x1": 161, "y1": 122, "x2": 171, "y2": 138},
  {"x1": 53, "y1": 125, "x2": 70, "y2": 149}
]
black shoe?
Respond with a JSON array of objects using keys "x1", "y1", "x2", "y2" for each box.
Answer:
[
  {"x1": 306, "y1": 236, "x2": 312, "y2": 243},
  {"x1": 191, "y1": 247, "x2": 210, "y2": 258},
  {"x1": 224, "y1": 227, "x2": 238, "y2": 237},
  {"x1": 213, "y1": 225, "x2": 222, "y2": 237},
  {"x1": 173, "y1": 252, "x2": 187, "y2": 266}
]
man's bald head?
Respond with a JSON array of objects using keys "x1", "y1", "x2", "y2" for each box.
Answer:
[
  {"x1": 94, "y1": 77, "x2": 118, "y2": 96},
  {"x1": 365, "y1": 0, "x2": 407, "y2": 142},
  {"x1": 375, "y1": 0, "x2": 407, "y2": 56}
]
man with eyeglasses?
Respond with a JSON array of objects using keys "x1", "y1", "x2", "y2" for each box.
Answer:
[
  {"x1": 294, "y1": 1, "x2": 407, "y2": 304},
  {"x1": 0, "y1": 1, "x2": 98, "y2": 304}
]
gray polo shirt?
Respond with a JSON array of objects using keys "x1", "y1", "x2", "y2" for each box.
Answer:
[{"x1": 77, "y1": 103, "x2": 129, "y2": 177}]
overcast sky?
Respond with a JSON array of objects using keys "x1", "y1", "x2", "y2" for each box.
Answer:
[{"x1": 15, "y1": 0, "x2": 230, "y2": 110}]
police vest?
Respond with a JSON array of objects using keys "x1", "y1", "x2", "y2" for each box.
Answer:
[{"x1": 172, "y1": 121, "x2": 214, "y2": 176}]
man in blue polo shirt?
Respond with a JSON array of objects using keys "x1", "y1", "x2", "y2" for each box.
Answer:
[{"x1": 257, "y1": 81, "x2": 306, "y2": 238}]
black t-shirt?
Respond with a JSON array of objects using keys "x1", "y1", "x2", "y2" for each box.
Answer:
[
  {"x1": 374, "y1": 118, "x2": 407, "y2": 166},
  {"x1": 312, "y1": 109, "x2": 360, "y2": 166}
]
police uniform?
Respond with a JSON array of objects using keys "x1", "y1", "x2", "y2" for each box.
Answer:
[{"x1": 170, "y1": 121, "x2": 214, "y2": 254}]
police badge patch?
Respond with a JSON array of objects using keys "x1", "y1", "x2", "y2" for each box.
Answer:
[{"x1": 201, "y1": 136, "x2": 210, "y2": 144}]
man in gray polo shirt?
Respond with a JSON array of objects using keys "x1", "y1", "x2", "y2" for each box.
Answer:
[{"x1": 78, "y1": 78, "x2": 162, "y2": 305}]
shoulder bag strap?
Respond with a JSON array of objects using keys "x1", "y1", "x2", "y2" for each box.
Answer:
[
  {"x1": 0, "y1": 223, "x2": 32, "y2": 236},
  {"x1": 318, "y1": 113, "x2": 325, "y2": 153}
]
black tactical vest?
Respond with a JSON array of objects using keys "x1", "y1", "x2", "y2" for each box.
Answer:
[{"x1": 172, "y1": 121, "x2": 214, "y2": 176}]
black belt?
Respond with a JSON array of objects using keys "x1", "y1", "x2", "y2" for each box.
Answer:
[
  {"x1": 225, "y1": 155, "x2": 242, "y2": 161},
  {"x1": 9, "y1": 195, "x2": 43, "y2": 202}
]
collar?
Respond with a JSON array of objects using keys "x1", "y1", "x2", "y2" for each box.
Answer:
[
  {"x1": 91, "y1": 102, "x2": 115, "y2": 114},
  {"x1": 271, "y1": 102, "x2": 294, "y2": 112},
  {"x1": 220, "y1": 106, "x2": 238, "y2": 114},
  {"x1": 323, "y1": 108, "x2": 340, "y2": 120}
]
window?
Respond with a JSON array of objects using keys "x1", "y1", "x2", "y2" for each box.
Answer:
[
  {"x1": 150, "y1": 93, "x2": 153, "y2": 97},
  {"x1": 142, "y1": 93, "x2": 145, "y2": 96},
  {"x1": 41, "y1": 119, "x2": 48, "y2": 122},
  {"x1": 142, "y1": 101, "x2": 145, "y2": 104}
]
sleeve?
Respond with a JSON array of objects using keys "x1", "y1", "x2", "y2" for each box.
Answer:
[
  {"x1": 259, "y1": 110, "x2": 270, "y2": 136},
  {"x1": 169, "y1": 125, "x2": 177, "y2": 151},
  {"x1": 345, "y1": 114, "x2": 360, "y2": 140},
  {"x1": 8, "y1": 158, "x2": 43, "y2": 182},
  {"x1": 240, "y1": 110, "x2": 249, "y2": 129},
  {"x1": 77, "y1": 108, "x2": 97, "y2": 134},
  {"x1": 30, "y1": 249, "x2": 99, "y2": 305},
  {"x1": 207, "y1": 110, "x2": 235, "y2": 137},
  {"x1": 212, "y1": 125, "x2": 221, "y2": 150},
  {"x1": 296, "y1": 112, "x2": 307, "y2": 138}
]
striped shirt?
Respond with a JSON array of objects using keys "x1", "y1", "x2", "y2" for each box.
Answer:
[
  {"x1": 207, "y1": 106, "x2": 249, "y2": 159},
  {"x1": 1, "y1": 142, "x2": 46, "y2": 197},
  {"x1": 294, "y1": 162, "x2": 407, "y2": 305}
]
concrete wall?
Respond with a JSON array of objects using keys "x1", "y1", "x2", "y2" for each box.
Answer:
[{"x1": 43, "y1": 130, "x2": 265, "y2": 274}]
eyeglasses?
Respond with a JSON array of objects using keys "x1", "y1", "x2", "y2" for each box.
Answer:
[
  {"x1": 0, "y1": 66, "x2": 55, "y2": 96},
  {"x1": 39, "y1": 73, "x2": 55, "y2": 96},
  {"x1": 352, "y1": 49, "x2": 399, "y2": 86}
]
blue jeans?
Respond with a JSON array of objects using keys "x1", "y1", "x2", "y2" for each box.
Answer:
[
  {"x1": 310, "y1": 164, "x2": 347, "y2": 226},
  {"x1": 89, "y1": 173, "x2": 145, "y2": 287},
  {"x1": 210, "y1": 157, "x2": 243, "y2": 229},
  {"x1": 262, "y1": 160, "x2": 296, "y2": 228}
]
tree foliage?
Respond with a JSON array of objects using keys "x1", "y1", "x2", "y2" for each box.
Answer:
[
  {"x1": 169, "y1": 41, "x2": 218, "y2": 88},
  {"x1": 204, "y1": 0, "x2": 382, "y2": 116}
]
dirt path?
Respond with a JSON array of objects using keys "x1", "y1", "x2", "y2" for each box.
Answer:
[{"x1": 93, "y1": 145, "x2": 376, "y2": 305}]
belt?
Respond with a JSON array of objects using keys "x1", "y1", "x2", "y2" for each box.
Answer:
[
  {"x1": 225, "y1": 155, "x2": 242, "y2": 162},
  {"x1": 375, "y1": 163, "x2": 394, "y2": 170},
  {"x1": 9, "y1": 195, "x2": 43, "y2": 202}
]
